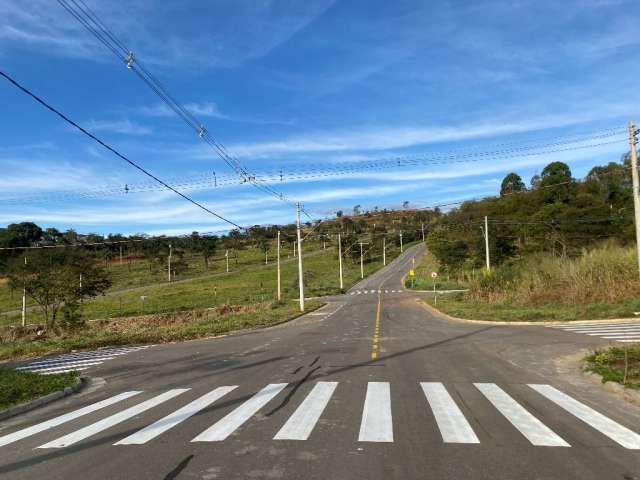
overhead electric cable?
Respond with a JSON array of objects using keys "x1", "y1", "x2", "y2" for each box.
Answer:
[{"x1": 0, "y1": 70, "x2": 243, "y2": 230}]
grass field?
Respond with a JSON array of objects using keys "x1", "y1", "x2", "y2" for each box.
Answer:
[
  {"x1": 0, "y1": 241, "x2": 405, "y2": 327},
  {"x1": 405, "y1": 251, "x2": 467, "y2": 291},
  {"x1": 0, "y1": 368, "x2": 79, "y2": 410},
  {"x1": 0, "y1": 300, "x2": 323, "y2": 360}
]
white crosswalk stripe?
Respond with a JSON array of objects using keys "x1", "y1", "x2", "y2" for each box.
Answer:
[
  {"x1": 39, "y1": 389, "x2": 188, "y2": 449},
  {"x1": 115, "y1": 386, "x2": 237, "y2": 445},
  {"x1": 359, "y1": 382, "x2": 393, "y2": 442},
  {"x1": 548, "y1": 322, "x2": 640, "y2": 343},
  {"x1": 274, "y1": 382, "x2": 338, "y2": 440},
  {"x1": 16, "y1": 345, "x2": 153, "y2": 375},
  {"x1": 421, "y1": 382, "x2": 479, "y2": 444},
  {"x1": 351, "y1": 289, "x2": 404, "y2": 296},
  {"x1": 474, "y1": 383, "x2": 569, "y2": 447},
  {"x1": 0, "y1": 391, "x2": 141, "y2": 448},
  {"x1": 2, "y1": 382, "x2": 638, "y2": 450},
  {"x1": 529, "y1": 384, "x2": 640, "y2": 449},
  {"x1": 192, "y1": 383, "x2": 287, "y2": 442}
]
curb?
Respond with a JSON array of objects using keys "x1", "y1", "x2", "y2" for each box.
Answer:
[
  {"x1": 0, "y1": 376, "x2": 88, "y2": 421},
  {"x1": 582, "y1": 366, "x2": 640, "y2": 406},
  {"x1": 417, "y1": 298, "x2": 640, "y2": 326}
]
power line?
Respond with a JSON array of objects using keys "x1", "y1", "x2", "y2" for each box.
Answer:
[
  {"x1": 56, "y1": 0, "x2": 298, "y2": 212},
  {"x1": 0, "y1": 70, "x2": 243, "y2": 230}
]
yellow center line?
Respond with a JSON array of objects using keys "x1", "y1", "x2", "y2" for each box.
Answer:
[{"x1": 371, "y1": 287, "x2": 383, "y2": 360}]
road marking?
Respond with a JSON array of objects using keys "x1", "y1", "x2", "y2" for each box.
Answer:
[
  {"x1": 31, "y1": 363, "x2": 103, "y2": 374},
  {"x1": 359, "y1": 382, "x2": 393, "y2": 442},
  {"x1": 274, "y1": 382, "x2": 338, "y2": 440},
  {"x1": 16, "y1": 356, "x2": 117, "y2": 370},
  {"x1": 115, "y1": 386, "x2": 237, "y2": 445},
  {"x1": 39, "y1": 389, "x2": 188, "y2": 449},
  {"x1": 601, "y1": 335, "x2": 640, "y2": 339},
  {"x1": 0, "y1": 391, "x2": 141, "y2": 448},
  {"x1": 474, "y1": 383, "x2": 569, "y2": 447},
  {"x1": 529, "y1": 384, "x2": 640, "y2": 449},
  {"x1": 371, "y1": 291, "x2": 382, "y2": 360},
  {"x1": 192, "y1": 383, "x2": 287, "y2": 442},
  {"x1": 421, "y1": 382, "x2": 479, "y2": 444}
]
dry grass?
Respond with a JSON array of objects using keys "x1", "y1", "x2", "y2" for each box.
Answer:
[{"x1": 467, "y1": 245, "x2": 639, "y2": 306}]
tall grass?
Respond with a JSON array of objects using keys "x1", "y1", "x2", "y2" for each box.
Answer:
[{"x1": 467, "y1": 245, "x2": 639, "y2": 305}]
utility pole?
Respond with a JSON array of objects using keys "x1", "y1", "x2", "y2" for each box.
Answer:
[
  {"x1": 338, "y1": 232, "x2": 344, "y2": 290},
  {"x1": 296, "y1": 202, "x2": 305, "y2": 312},
  {"x1": 360, "y1": 242, "x2": 365, "y2": 279},
  {"x1": 629, "y1": 121, "x2": 640, "y2": 278},
  {"x1": 383, "y1": 236, "x2": 386, "y2": 266},
  {"x1": 277, "y1": 230, "x2": 281, "y2": 301},
  {"x1": 421, "y1": 223, "x2": 425, "y2": 242},
  {"x1": 79, "y1": 273, "x2": 83, "y2": 289},
  {"x1": 484, "y1": 216, "x2": 491, "y2": 271},
  {"x1": 400, "y1": 231, "x2": 403, "y2": 253},
  {"x1": 168, "y1": 243, "x2": 172, "y2": 282},
  {"x1": 225, "y1": 249, "x2": 229, "y2": 273},
  {"x1": 21, "y1": 256, "x2": 27, "y2": 327}
]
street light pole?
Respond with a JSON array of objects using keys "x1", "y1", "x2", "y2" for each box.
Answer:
[
  {"x1": 360, "y1": 242, "x2": 364, "y2": 279},
  {"x1": 338, "y1": 232, "x2": 344, "y2": 290},
  {"x1": 21, "y1": 256, "x2": 27, "y2": 327},
  {"x1": 277, "y1": 230, "x2": 281, "y2": 301},
  {"x1": 296, "y1": 202, "x2": 305, "y2": 312},
  {"x1": 400, "y1": 231, "x2": 403, "y2": 253},
  {"x1": 629, "y1": 121, "x2": 640, "y2": 278},
  {"x1": 168, "y1": 243, "x2": 172, "y2": 282}
]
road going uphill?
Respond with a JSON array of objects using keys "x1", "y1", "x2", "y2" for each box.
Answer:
[{"x1": 1, "y1": 244, "x2": 639, "y2": 479}]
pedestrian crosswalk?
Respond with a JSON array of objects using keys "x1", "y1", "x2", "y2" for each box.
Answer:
[
  {"x1": 349, "y1": 289, "x2": 404, "y2": 296},
  {"x1": 1, "y1": 381, "x2": 639, "y2": 451},
  {"x1": 15, "y1": 345, "x2": 153, "y2": 375},
  {"x1": 548, "y1": 321, "x2": 640, "y2": 343}
]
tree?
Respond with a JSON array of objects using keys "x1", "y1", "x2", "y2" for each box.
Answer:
[
  {"x1": 336, "y1": 210, "x2": 343, "y2": 218},
  {"x1": 402, "y1": 201, "x2": 410, "y2": 209},
  {"x1": 500, "y1": 173, "x2": 525, "y2": 196},
  {"x1": 353, "y1": 205, "x2": 361, "y2": 216},
  {"x1": 7, "y1": 249, "x2": 111, "y2": 329}
]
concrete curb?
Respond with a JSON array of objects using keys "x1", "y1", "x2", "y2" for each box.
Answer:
[
  {"x1": 582, "y1": 365, "x2": 640, "y2": 406},
  {"x1": 417, "y1": 298, "x2": 640, "y2": 326},
  {"x1": 0, "y1": 376, "x2": 88, "y2": 421}
]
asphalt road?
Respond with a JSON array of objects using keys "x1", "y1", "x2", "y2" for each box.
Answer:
[{"x1": 1, "y1": 244, "x2": 639, "y2": 480}]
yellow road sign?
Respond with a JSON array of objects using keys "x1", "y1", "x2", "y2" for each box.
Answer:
[{"x1": 409, "y1": 269, "x2": 415, "y2": 276}]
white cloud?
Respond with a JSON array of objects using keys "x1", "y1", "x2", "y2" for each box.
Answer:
[
  {"x1": 84, "y1": 119, "x2": 152, "y2": 135},
  {"x1": 139, "y1": 102, "x2": 227, "y2": 119}
]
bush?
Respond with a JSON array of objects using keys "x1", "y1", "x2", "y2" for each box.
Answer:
[{"x1": 466, "y1": 245, "x2": 639, "y2": 306}]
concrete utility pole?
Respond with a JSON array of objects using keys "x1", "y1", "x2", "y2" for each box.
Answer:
[
  {"x1": 359, "y1": 242, "x2": 365, "y2": 279},
  {"x1": 338, "y1": 232, "x2": 344, "y2": 290},
  {"x1": 484, "y1": 216, "x2": 491, "y2": 271},
  {"x1": 21, "y1": 256, "x2": 27, "y2": 327},
  {"x1": 79, "y1": 273, "x2": 83, "y2": 289},
  {"x1": 629, "y1": 121, "x2": 640, "y2": 278},
  {"x1": 225, "y1": 249, "x2": 229, "y2": 273},
  {"x1": 400, "y1": 231, "x2": 403, "y2": 253},
  {"x1": 277, "y1": 231, "x2": 281, "y2": 301},
  {"x1": 296, "y1": 202, "x2": 305, "y2": 312},
  {"x1": 383, "y1": 236, "x2": 386, "y2": 266},
  {"x1": 168, "y1": 243, "x2": 172, "y2": 282},
  {"x1": 421, "y1": 223, "x2": 425, "y2": 242}
]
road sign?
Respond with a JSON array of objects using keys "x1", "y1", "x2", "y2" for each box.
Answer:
[
  {"x1": 431, "y1": 272, "x2": 438, "y2": 278},
  {"x1": 409, "y1": 269, "x2": 415, "y2": 277}
]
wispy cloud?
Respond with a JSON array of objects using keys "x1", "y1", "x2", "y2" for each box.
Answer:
[
  {"x1": 139, "y1": 102, "x2": 227, "y2": 119},
  {"x1": 84, "y1": 119, "x2": 152, "y2": 136}
]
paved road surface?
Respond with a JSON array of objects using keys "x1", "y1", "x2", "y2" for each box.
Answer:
[{"x1": 1, "y1": 244, "x2": 639, "y2": 479}]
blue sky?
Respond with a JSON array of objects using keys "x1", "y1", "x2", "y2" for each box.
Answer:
[{"x1": 1, "y1": 0, "x2": 639, "y2": 235}]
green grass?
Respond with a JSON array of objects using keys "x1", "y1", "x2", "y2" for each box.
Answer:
[
  {"x1": 0, "y1": 300, "x2": 322, "y2": 360},
  {"x1": 585, "y1": 346, "x2": 640, "y2": 390},
  {"x1": 423, "y1": 294, "x2": 640, "y2": 322},
  {"x1": 405, "y1": 250, "x2": 467, "y2": 291},
  {"x1": 0, "y1": 368, "x2": 79, "y2": 410},
  {"x1": 0, "y1": 242, "x2": 404, "y2": 326}
]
